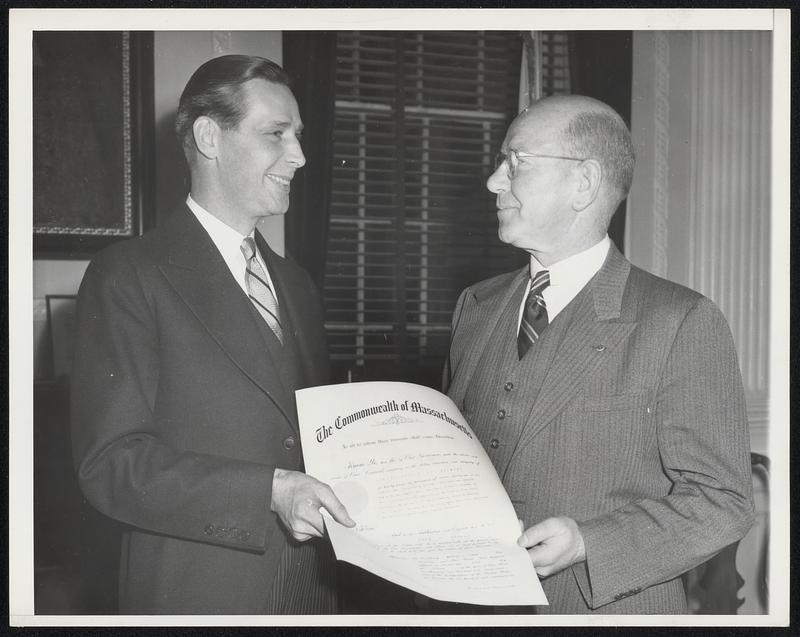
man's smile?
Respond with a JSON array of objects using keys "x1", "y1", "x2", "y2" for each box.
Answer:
[{"x1": 266, "y1": 173, "x2": 292, "y2": 188}]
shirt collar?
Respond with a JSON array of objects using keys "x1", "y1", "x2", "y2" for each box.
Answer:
[
  {"x1": 530, "y1": 235, "x2": 611, "y2": 289},
  {"x1": 186, "y1": 194, "x2": 266, "y2": 295},
  {"x1": 187, "y1": 194, "x2": 252, "y2": 250},
  {"x1": 185, "y1": 195, "x2": 278, "y2": 300}
]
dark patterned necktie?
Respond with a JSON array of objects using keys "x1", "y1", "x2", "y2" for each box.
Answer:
[
  {"x1": 517, "y1": 269, "x2": 550, "y2": 359},
  {"x1": 240, "y1": 237, "x2": 283, "y2": 343}
]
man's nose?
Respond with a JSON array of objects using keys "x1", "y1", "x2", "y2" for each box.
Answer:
[
  {"x1": 486, "y1": 164, "x2": 509, "y2": 194},
  {"x1": 287, "y1": 137, "x2": 306, "y2": 168}
]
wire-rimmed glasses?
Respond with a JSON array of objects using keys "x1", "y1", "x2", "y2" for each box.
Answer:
[{"x1": 494, "y1": 149, "x2": 587, "y2": 177}]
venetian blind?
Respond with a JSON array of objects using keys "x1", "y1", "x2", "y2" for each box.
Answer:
[
  {"x1": 325, "y1": 31, "x2": 568, "y2": 385},
  {"x1": 539, "y1": 32, "x2": 572, "y2": 95}
]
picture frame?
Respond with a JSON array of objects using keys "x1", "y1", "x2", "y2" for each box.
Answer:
[
  {"x1": 45, "y1": 295, "x2": 78, "y2": 378},
  {"x1": 33, "y1": 31, "x2": 154, "y2": 258}
]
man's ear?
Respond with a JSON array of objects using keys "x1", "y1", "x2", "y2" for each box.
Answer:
[
  {"x1": 192, "y1": 116, "x2": 220, "y2": 160},
  {"x1": 572, "y1": 159, "x2": 602, "y2": 212}
]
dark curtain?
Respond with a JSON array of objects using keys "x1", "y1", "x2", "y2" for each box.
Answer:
[
  {"x1": 567, "y1": 32, "x2": 633, "y2": 253},
  {"x1": 282, "y1": 32, "x2": 337, "y2": 287}
]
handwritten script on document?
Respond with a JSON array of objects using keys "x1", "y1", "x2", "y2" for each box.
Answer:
[{"x1": 296, "y1": 381, "x2": 547, "y2": 606}]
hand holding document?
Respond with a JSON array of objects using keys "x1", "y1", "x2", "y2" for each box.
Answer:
[{"x1": 296, "y1": 381, "x2": 547, "y2": 606}]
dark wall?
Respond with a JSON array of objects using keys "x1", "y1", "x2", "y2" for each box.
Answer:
[{"x1": 34, "y1": 380, "x2": 120, "y2": 613}]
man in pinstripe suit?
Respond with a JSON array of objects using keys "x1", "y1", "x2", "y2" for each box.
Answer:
[{"x1": 443, "y1": 95, "x2": 754, "y2": 613}]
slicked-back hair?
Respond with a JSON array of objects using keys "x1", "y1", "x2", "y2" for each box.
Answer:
[
  {"x1": 562, "y1": 110, "x2": 635, "y2": 203},
  {"x1": 175, "y1": 54, "x2": 290, "y2": 157}
]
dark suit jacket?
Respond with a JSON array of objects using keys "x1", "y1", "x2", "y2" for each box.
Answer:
[
  {"x1": 444, "y1": 244, "x2": 754, "y2": 613},
  {"x1": 70, "y1": 205, "x2": 330, "y2": 613}
]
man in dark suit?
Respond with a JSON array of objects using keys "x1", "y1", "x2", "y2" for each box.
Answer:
[
  {"x1": 443, "y1": 95, "x2": 754, "y2": 613},
  {"x1": 71, "y1": 55, "x2": 354, "y2": 614}
]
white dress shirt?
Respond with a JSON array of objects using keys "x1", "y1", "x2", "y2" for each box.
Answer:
[
  {"x1": 186, "y1": 195, "x2": 278, "y2": 302},
  {"x1": 518, "y1": 235, "x2": 611, "y2": 328}
]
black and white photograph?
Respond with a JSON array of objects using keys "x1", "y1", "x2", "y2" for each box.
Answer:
[{"x1": 9, "y1": 7, "x2": 790, "y2": 629}]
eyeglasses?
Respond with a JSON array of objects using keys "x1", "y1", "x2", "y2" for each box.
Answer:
[{"x1": 494, "y1": 149, "x2": 586, "y2": 177}]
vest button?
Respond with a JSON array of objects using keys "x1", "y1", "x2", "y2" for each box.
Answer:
[
  {"x1": 497, "y1": 409, "x2": 506, "y2": 420},
  {"x1": 504, "y1": 382, "x2": 514, "y2": 391},
  {"x1": 490, "y1": 438, "x2": 500, "y2": 449},
  {"x1": 283, "y1": 436, "x2": 297, "y2": 450}
]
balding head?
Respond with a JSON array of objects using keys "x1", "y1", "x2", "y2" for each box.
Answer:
[
  {"x1": 487, "y1": 95, "x2": 635, "y2": 264},
  {"x1": 515, "y1": 95, "x2": 635, "y2": 209}
]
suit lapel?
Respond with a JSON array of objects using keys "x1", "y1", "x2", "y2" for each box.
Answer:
[
  {"x1": 157, "y1": 206, "x2": 296, "y2": 429},
  {"x1": 511, "y1": 245, "x2": 638, "y2": 452},
  {"x1": 447, "y1": 268, "x2": 529, "y2": 408}
]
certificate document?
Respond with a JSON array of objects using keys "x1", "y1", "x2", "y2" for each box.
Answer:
[{"x1": 296, "y1": 381, "x2": 547, "y2": 606}]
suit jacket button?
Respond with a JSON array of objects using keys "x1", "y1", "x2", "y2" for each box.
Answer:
[
  {"x1": 497, "y1": 409, "x2": 506, "y2": 419},
  {"x1": 593, "y1": 344, "x2": 606, "y2": 352},
  {"x1": 283, "y1": 436, "x2": 297, "y2": 450},
  {"x1": 490, "y1": 438, "x2": 500, "y2": 449},
  {"x1": 504, "y1": 382, "x2": 514, "y2": 391}
]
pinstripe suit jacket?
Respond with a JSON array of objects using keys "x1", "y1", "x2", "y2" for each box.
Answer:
[
  {"x1": 71, "y1": 205, "x2": 332, "y2": 613},
  {"x1": 444, "y1": 244, "x2": 754, "y2": 613}
]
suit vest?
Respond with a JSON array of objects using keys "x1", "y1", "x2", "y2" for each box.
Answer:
[
  {"x1": 462, "y1": 279, "x2": 586, "y2": 482},
  {"x1": 248, "y1": 300, "x2": 307, "y2": 428}
]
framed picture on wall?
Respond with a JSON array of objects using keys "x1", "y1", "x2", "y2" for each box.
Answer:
[
  {"x1": 33, "y1": 31, "x2": 154, "y2": 258},
  {"x1": 46, "y1": 295, "x2": 78, "y2": 378}
]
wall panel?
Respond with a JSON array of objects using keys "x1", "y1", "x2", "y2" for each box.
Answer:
[{"x1": 629, "y1": 31, "x2": 771, "y2": 454}]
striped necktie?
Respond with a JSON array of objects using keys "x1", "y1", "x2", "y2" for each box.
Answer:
[
  {"x1": 517, "y1": 269, "x2": 550, "y2": 359},
  {"x1": 240, "y1": 237, "x2": 283, "y2": 344}
]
